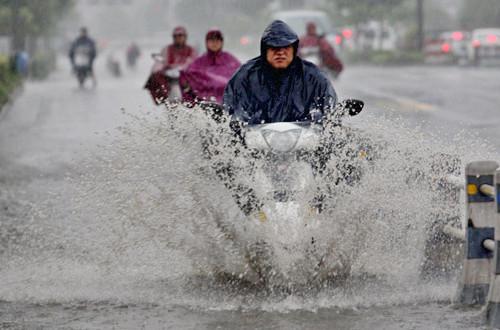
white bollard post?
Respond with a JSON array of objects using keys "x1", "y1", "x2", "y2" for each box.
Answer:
[
  {"x1": 486, "y1": 168, "x2": 500, "y2": 326},
  {"x1": 457, "y1": 161, "x2": 498, "y2": 305}
]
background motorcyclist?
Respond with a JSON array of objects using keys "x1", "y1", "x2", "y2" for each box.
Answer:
[
  {"x1": 144, "y1": 26, "x2": 197, "y2": 104},
  {"x1": 126, "y1": 42, "x2": 141, "y2": 68},
  {"x1": 179, "y1": 29, "x2": 240, "y2": 104},
  {"x1": 299, "y1": 22, "x2": 343, "y2": 79},
  {"x1": 224, "y1": 20, "x2": 337, "y2": 125},
  {"x1": 106, "y1": 52, "x2": 122, "y2": 77},
  {"x1": 160, "y1": 26, "x2": 197, "y2": 70},
  {"x1": 69, "y1": 27, "x2": 97, "y2": 86}
]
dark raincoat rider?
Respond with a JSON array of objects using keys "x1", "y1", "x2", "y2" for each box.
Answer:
[
  {"x1": 69, "y1": 27, "x2": 97, "y2": 84},
  {"x1": 218, "y1": 21, "x2": 340, "y2": 217},
  {"x1": 223, "y1": 20, "x2": 337, "y2": 125}
]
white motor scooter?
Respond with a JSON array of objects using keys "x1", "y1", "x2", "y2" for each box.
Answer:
[
  {"x1": 207, "y1": 100, "x2": 365, "y2": 286},
  {"x1": 149, "y1": 53, "x2": 182, "y2": 101}
]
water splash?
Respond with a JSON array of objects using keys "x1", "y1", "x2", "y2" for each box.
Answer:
[{"x1": 0, "y1": 103, "x2": 498, "y2": 311}]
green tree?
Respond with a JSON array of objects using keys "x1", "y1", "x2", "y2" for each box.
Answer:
[
  {"x1": 0, "y1": 0, "x2": 74, "y2": 52},
  {"x1": 174, "y1": 0, "x2": 270, "y2": 45},
  {"x1": 334, "y1": 0, "x2": 407, "y2": 26}
]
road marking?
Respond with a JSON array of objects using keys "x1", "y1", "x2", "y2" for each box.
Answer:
[
  {"x1": 374, "y1": 96, "x2": 438, "y2": 113},
  {"x1": 349, "y1": 85, "x2": 439, "y2": 113}
]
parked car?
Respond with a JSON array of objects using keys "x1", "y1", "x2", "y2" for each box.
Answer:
[
  {"x1": 468, "y1": 28, "x2": 500, "y2": 66},
  {"x1": 424, "y1": 31, "x2": 470, "y2": 65},
  {"x1": 356, "y1": 21, "x2": 398, "y2": 51}
]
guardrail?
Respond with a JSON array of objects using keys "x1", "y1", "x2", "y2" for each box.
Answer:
[{"x1": 445, "y1": 161, "x2": 500, "y2": 327}]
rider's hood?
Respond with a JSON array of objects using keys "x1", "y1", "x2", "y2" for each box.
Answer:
[{"x1": 260, "y1": 20, "x2": 299, "y2": 58}]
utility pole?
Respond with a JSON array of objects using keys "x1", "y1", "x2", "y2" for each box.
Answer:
[
  {"x1": 417, "y1": 0, "x2": 424, "y2": 51},
  {"x1": 11, "y1": 0, "x2": 22, "y2": 53}
]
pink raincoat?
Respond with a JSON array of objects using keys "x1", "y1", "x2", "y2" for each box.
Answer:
[{"x1": 180, "y1": 50, "x2": 240, "y2": 104}]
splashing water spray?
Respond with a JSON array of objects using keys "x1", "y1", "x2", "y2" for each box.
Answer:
[{"x1": 0, "y1": 102, "x2": 498, "y2": 310}]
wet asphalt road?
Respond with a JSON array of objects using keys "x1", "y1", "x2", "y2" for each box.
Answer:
[{"x1": 337, "y1": 65, "x2": 500, "y2": 153}]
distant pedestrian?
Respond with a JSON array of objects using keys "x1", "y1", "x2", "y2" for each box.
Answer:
[{"x1": 14, "y1": 50, "x2": 30, "y2": 77}]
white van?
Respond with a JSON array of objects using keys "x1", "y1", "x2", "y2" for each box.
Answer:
[{"x1": 272, "y1": 10, "x2": 334, "y2": 36}]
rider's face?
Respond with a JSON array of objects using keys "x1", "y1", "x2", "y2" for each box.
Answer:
[
  {"x1": 307, "y1": 24, "x2": 317, "y2": 36},
  {"x1": 266, "y1": 46, "x2": 294, "y2": 69},
  {"x1": 206, "y1": 39, "x2": 223, "y2": 53},
  {"x1": 173, "y1": 34, "x2": 186, "y2": 46}
]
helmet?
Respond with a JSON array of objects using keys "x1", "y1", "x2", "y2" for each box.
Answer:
[{"x1": 172, "y1": 26, "x2": 187, "y2": 37}]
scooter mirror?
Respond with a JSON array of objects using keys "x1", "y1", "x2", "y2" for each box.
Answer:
[{"x1": 344, "y1": 99, "x2": 364, "y2": 116}]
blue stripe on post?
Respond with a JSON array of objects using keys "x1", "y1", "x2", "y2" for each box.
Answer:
[
  {"x1": 497, "y1": 184, "x2": 500, "y2": 213},
  {"x1": 467, "y1": 227, "x2": 495, "y2": 259},
  {"x1": 496, "y1": 242, "x2": 500, "y2": 274}
]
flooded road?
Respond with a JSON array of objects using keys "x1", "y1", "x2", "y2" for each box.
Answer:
[
  {"x1": 0, "y1": 301, "x2": 485, "y2": 329},
  {"x1": 338, "y1": 65, "x2": 500, "y2": 153},
  {"x1": 0, "y1": 57, "x2": 499, "y2": 329}
]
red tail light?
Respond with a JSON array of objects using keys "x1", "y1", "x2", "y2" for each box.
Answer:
[
  {"x1": 335, "y1": 35, "x2": 342, "y2": 45},
  {"x1": 487, "y1": 34, "x2": 498, "y2": 44},
  {"x1": 342, "y1": 29, "x2": 353, "y2": 39},
  {"x1": 452, "y1": 31, "x2": 464, "y2": 41},
  {"x1": 472, "y1": 39, "x2": 481, "y2": 48},
  {"x1": 441, "y1": 43, "x2": 451, "y2": 53},
  {"x1": 240, "y1": 36, "x2": 250, "y2": 46}
]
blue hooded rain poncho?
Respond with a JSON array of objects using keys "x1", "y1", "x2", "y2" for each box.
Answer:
[{"x1": 223, "y1": 20, "x2": 337, "y2": 125}]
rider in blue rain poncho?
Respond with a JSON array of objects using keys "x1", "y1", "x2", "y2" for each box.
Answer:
[{"x1": 223, "y1": 20, "x2": 337, "y2": 125}]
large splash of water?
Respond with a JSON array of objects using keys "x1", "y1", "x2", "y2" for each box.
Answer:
[{"x1": 0, "y1": 103, "x2": 498, "y2": 311}]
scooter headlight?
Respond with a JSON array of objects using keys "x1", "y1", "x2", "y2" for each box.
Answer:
[
  {"x1": 261, "y1": 129, "x2": 302, "y2": 153},
  {"x1": 164, "y1": 68, "x2": 180, "y2": 79}
]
